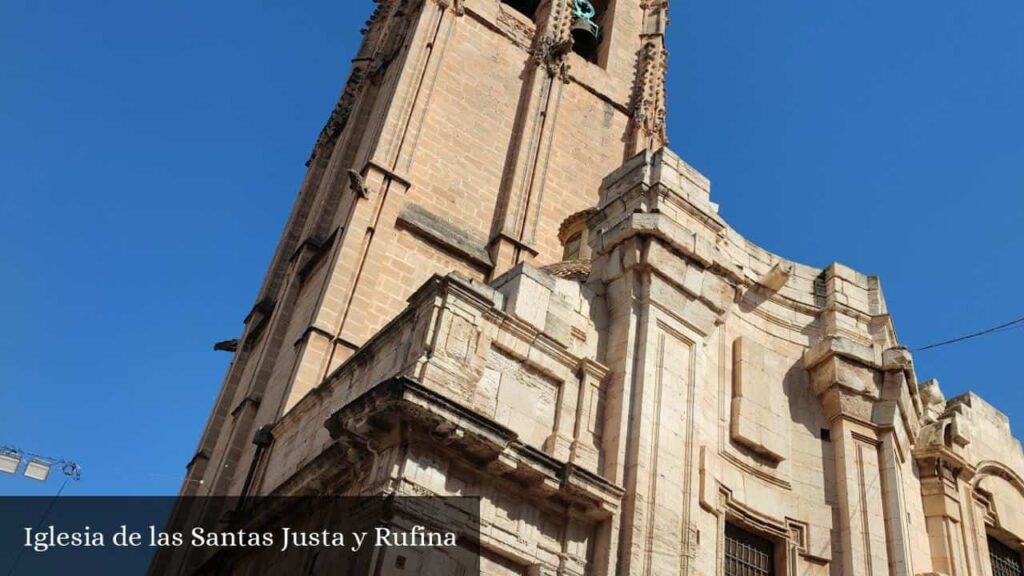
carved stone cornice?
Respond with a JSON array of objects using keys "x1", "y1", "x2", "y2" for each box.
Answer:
[
  {"x1": 305, "y1": 0, "x2": 397, "y2": 165},
  {"x1": 802, "y1": 334, "x2": 889, "y2": 427},
  {"x1": 323, "y1": 377, "x2": 625, "y2": 516},
  {"x1": 307, "y1": 65, "x2": 366, "y2": 166},
  {"x1": 913, "y1": 447, "x2": 974, "y2": 482}
]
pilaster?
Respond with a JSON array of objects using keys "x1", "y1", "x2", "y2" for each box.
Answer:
[
  {"x1": 917, "y1": 455, "x2": 973, "y2": 576},
  {"x1": 488, "y1": 0, "x2": 574, "y2": 275},
  {"x1": 805, "y1": 305, "x2": 892, "y2": 576},
  {"x1": 591, "y1": 149, "x2": 727, "y2": 576}
]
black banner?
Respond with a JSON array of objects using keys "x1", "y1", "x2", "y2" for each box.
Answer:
[{"x1": 0, "y1": 496, "x2": 481, "y2": 575}]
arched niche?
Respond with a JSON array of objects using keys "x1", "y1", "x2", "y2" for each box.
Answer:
[{"x1": 974, "y1": 461, "x2": 1024, "y2": 543}]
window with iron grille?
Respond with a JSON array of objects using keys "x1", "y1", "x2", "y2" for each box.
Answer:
[
  {"x1": 724, "y1": 523, "x2": 775, "y2": 576},
  {"x1": 989, "y1": 536, "x2": 1023, "y2": 576}
]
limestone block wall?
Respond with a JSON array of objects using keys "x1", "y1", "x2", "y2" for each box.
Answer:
[
  {"x1": 247, "y1": 269, "x2": 621, "y2": 575},
  {"x1": 585, "y1": 147, "x2": 1024, "y2": 576},
  {"x1": 176, "y1": 143, "x2": 1024, "y2": 576},
  {"x1": 585, "y1": 148, "x2": 843, "y2": 575},
  {"x1": 177, "y1": 1, "x2": 1024, "y2": 572},
  {"x1": 183, "y1": 0, "x2": 674, "y2": 533}
]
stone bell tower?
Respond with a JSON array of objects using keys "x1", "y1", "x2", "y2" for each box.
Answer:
[{"x1": 183, "y1": 0, "x2": 669, "y2": 506}]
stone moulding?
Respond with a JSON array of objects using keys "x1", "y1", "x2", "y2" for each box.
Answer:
[
  {"x1": 699, "y1": 447, "x2": 833, "y2": 567},
  {"x1": 396, "y1": 202, "x2": 494, "y2": 269},
  {"x1": 323, "y1": 376, "x2": 624, "y2": 517}
]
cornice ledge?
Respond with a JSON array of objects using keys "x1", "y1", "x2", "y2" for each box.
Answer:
[
  {"x1": 911, "y1": 446, "x2": 976, "y2": 480},
  {"x1": 803, "y1": 335, "x2": 880, "y2": 371},
  {"x1": 323, "y1": 377, "x2": 624, "y2": 513}
]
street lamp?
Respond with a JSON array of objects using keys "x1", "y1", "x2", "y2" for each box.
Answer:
[
  {"x1": 0, "y1": 450, "x2": 20, "y2": 474},
  {"x1": 0, "y1": 445, "x2": 80, "y2": 482},
  {"x1": 24, "y1": 460, "x2": 52, "y2": 482}
]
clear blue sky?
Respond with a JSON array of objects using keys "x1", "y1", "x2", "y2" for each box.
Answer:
[{"x1": 1, "y1": 0, "x2": 1021, "y2": 496}]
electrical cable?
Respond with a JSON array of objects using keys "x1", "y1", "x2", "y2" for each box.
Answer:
[
  {"x1": 5, "y1": 475, "x2": 72, "y2": 576},
  {"x1": 913, "y1": 315, "x2": 1024, "y2": 352}
]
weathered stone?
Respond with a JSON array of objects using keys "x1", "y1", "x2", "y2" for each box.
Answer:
[
  {"x1": 396, "y1": 202, "x2": 493, "y2": 268},
  {"x1": 759, "y1": 261, "x2": 794, "y2": 291}
]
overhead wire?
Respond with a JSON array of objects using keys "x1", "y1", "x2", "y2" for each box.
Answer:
[
  {"x1": 913, "y1": 315, "x2": 1024, "y2": 352},
  {"x1": 4, "y1": 475, "x2": 72, "y2": 576}
]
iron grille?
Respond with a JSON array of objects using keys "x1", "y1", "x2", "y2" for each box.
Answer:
[
  {"x1": 989, "y1": 536, "x2": 1023, "y2": 576},
  {"x1": 725, "y1": 523, "x2": 775, "y2": 576}
]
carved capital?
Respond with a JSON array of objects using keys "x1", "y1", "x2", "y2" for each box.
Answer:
[
  {"x1": 819, "y1": 386, "x2": 875, "y2": 423},
  {"x1": 435, "y1": 0, "x2": 465, "y2": 15},
  {"x1": 531, "y1": 34, "x2": 573, "y2": 81}
]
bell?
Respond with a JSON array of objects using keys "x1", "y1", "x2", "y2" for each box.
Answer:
[{"x1": 570, "y1": 17, "x2": 600, "y2": 60}]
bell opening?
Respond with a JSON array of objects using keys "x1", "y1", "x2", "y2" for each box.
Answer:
[
  {"x1": 571, "y1": 19, "x2": 601, "y2": 63},
  {"x1": 501, "y1": 0, "x2": 540, "y2": 20}
]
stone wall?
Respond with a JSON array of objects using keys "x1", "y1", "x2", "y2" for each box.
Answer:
[
  {"x1": 201, "y1": 147, "x2": 1023, "y2": 576},
  {"x1": 176, "y1": 1, "x2": 1024, "y2": 574},
  {"x1": 180, "y1": 0, "x2": 668, "y2": 510}
]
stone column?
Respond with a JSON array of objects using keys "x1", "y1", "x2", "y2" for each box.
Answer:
[{"x1": 875, "y1": 347, "x2": 923, "y2": 576}]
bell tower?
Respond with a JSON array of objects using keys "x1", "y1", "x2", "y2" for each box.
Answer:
[{"x1": 182, "y1": 0, "x2": 670, "y2": 502}]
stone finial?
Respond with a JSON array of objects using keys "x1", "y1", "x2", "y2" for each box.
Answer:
[
  {"x1": 531, "y1": 0, "x2": 576, "y2": 81},
  {"x1": 627, "y1": 37, "x2": 668, "y2": 154}
]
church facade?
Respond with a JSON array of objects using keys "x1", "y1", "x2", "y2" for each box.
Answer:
[{"x1": 172, "y1": 0, "x2": 1024, "y2": 574}]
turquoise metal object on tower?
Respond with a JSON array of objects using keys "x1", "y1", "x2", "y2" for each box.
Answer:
[
  {"x1": 572, "y1": 0, "x2": 600, "y2": 37},
  {"x1": 570, "y1": 0, "x2": 601, "y2": 59}
]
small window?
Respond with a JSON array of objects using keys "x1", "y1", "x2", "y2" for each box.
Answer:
[
  {"x1": 989, "y1": 535, "x2": 1022, "y2": 576},
  {"x1": 562, "y1": 232, "x2": 583, "y2": 260},
  {"x1": 725, "y1": 523, "x2": 775, "y2": 576},
  {"x1": 501, "y1": 0, "x2": 540, "y2": 20}
]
